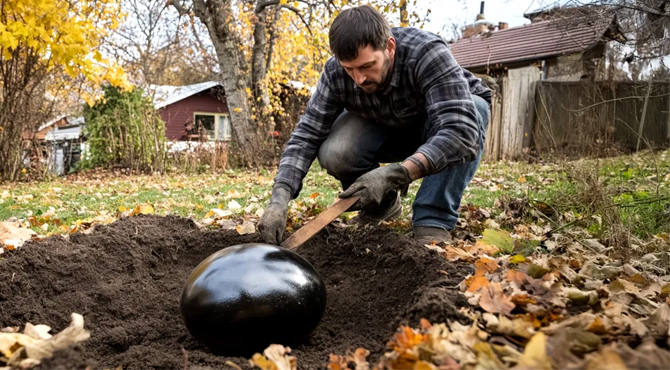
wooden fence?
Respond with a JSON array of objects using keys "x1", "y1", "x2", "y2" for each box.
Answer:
[{"x1": 533, "y1": 81, "x2": 670, "y2": 156}]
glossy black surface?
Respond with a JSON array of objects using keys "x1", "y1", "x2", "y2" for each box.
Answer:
[{"x1": 180, "y1": 243, "x2": 327, "y2": 354}]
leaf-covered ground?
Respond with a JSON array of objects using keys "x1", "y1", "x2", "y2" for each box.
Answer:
[
  {"x1": 1, "y1": 150, "x2": 670, "y2": 369},
  {"x1": 1, "y1": 149, "x2": 669, "y2": 243}
]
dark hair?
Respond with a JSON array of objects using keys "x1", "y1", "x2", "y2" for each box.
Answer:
[{"x1": 329, "y1": 5, "x2": 391, "y2": 61}]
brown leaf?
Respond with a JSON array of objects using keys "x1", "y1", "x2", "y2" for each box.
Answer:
[
  {"x1": 586, "y1": 317, "x2": 609, "y2": 335},
  {"x1": 474, "y1": 256, "x2": 498, "y2": 273},
  {"x1": 464, "y1": 241, "x2": 499, "y2": 256},
  {"x1": 641, "y1": 300, "x2": 670, "y2": 337},
  {"x1": 511, "y1": 294, "x2": 536, "y2": 307},
  {"x1": 483, "y1": 313, "x2": 535, "y2": 339},
  {"x1": 443, "y1": 245, "x2": 475, "y2": 262},
  {"x1": 479, "y1": 283, "x2": 515, "y2": 316},
  {"x1": 466, "y1": 276, "x2": 490, "y2": 293},
  {"x1": 506, "y1": 270, "x2": 529, "y2": 286}
]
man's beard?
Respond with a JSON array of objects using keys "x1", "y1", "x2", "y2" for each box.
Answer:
[{"x1": 360, "y1": 56, "x2": 392, "y2": 93}]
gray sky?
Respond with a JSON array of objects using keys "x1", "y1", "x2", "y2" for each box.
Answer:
[{"x1": 422, "y1": 0, "x2": 545, "y2": 36}]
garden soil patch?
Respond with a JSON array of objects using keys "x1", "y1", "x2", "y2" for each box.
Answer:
[{"x1": 0, "y1": 215, "x2": 470, "y2": 370}]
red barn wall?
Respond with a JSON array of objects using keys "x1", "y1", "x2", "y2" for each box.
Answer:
[{"x1": 159, "y1": 90, "x2": 228, "y2": 140}]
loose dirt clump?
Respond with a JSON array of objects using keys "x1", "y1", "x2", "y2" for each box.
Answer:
[{"x1": 0, "y1": 215, "x2": 470, "y2": 369}]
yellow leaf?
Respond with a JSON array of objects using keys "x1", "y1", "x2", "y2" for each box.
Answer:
[
  {"x1": 517, "y1": 176, "x2": 527, "y2": 183},
  {"x1": 414, "y1": 360, "x2": 437, "y2": 370},
  {"x1": 516, "y1": 332, "x2": 550, "y2": 370},
  {"x1": 510, "y1": 254, "x2": 527, "y2": 264},
  {"x1": 119, "y1": 206, "x2": 126, "y2": 212},
  {"x1": 585, "y1": 347, "x2": 628, "y2": 370},
  {"x1": 139, "y1": 205, "x2": 154, "y2": 215}
]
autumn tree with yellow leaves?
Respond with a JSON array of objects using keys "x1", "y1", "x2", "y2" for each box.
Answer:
[
  {"x1": 166, "y1": 0, "x2": 428, "y2": 165},
  {"x1": 0, "y1": 0, "x2": 130, "y2": 181}
]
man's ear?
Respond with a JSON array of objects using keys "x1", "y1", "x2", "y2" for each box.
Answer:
[{"x1": 386, "y1": 37, "x2": 396, "y2": 59}]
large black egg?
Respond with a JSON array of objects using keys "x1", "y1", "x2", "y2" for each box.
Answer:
[{"x1": 180, "y1": 243, "x2": 327, "y2": 354}]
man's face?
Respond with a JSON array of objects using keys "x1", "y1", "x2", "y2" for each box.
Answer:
[{"x1": 340, "y1": 38, "x2": 396, "y2": 93}]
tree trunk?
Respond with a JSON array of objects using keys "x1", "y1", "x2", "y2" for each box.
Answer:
[
  {"x1": 251, "y1": 7, "x2": 271, "y2": 118},
  {"x1": 170, "y1": 0, "x2": 261, "y2": 165}
]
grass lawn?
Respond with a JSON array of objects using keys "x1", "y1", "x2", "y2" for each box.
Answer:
[{"x1": 1, "y1": 149, "x2": 669, "y2": 240}]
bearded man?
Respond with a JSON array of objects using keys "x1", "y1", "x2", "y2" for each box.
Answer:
[{"x1": 258, "y1": 5, "x2": 491, "y2": 245}]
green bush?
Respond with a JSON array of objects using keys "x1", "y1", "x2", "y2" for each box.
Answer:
[{"x1": 83, "y1": 85, "x2": 166, "y2": 172}]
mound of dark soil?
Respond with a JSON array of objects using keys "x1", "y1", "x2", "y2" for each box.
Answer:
[{"x1": 0, "y1": 215, "x2": 470, "y2": 369}]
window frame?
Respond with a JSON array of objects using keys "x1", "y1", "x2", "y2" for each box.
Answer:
[{"x1": 192, "y1": 112, "x2": 232, "y2": 141}]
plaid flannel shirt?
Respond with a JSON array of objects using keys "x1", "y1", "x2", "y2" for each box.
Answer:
[{"x1": 275, "y1": 27, "x2": 491, "y2": 197}]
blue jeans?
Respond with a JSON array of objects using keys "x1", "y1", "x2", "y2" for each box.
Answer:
[{"x1": 317, "y1": 95, "x2": 490, "y2": 230}]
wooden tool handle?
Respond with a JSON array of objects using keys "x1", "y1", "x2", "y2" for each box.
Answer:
[{"x1": 281, "y1": 196, "x2": 358, "y2": 250}]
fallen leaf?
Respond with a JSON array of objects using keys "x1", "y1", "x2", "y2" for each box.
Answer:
[
  {"x1": 506, "y1": 270, "x2": 528, "y2": 286},
  {"x1": 23, "y1": 324, "x2": 52, "y2": 340},
  {"x1": 514, "y1": 332, "x2": 550, "y2": 370},
  {"x1": 585, "y1": 346, "x2": 628, "y2": 370},
  {"x1": 225, "y1": 189, "x2": 244, "y2": 199},
  {"x1": 586, "y1": 317, "x2": 609, "y2": 335},
  {"x1": 250, "y1": 344, "x2": 297, "y2": 370},
  {"x1": 510, "y1": 255, "x2": 527, "y2": 264},
  {"x1": 466, "y1": 276, "x2": 490, "y2": 293},
  {"x1": 139, "y1": 204, "x2": 154, "y2": 215},
  {"x1": 527, "y1": 264, "x2": 550, "y2": 279},
  {"x1": 388, "y1": 326, "x2": 427, "y2": 352},
  {"x1": 0, "y1": 221, "x2": 37, "y2": 248},
  {"x1": 511, "y1": 294, "x2": 536, "y2": 307},
  {"x1": 204, "y1": 194, "x2": 216, "y2": 203},
  {"x1": 641, "y1": 301, "x2": 670, "y2": 337},
  {"x1": 443, "y1": 245, "x2": 474, "y2": 262},
  {"x1": 479, "y1": 283, "x2": 515, "y2": 316},
  {"x1": 483, "y1": 313, "x2": 535, "y2": 339},
  {"x1": 8, "y1": 313, "x2": 90, "y2": 365},
  {"x1": 236, "y1": 221, "x2": 256, "y2": 236},
  {"x1": 0, "y1": 333, "x2": 38, "y2": 358},
  {"x1": 228, "y1": 200, "x2": 242, "y2": 211},
  {"x1": 473, "y1": 342, "x2": 506, "y2": 369},
  {"x1": 614, "y1": 339, "x2": 670, "y2": 369},
  {"x1": 475, "y1": 256, "x2": 498, "y2": 273},
  {"x1": 480, "y1": 229, "x2": 514, "y2": 253},
  {"x1": 467, "y1": 241, "x2": 500, "y2": 256},
  {"x1": 309, "y1": 192, "x2": 321, "y2": 199}
]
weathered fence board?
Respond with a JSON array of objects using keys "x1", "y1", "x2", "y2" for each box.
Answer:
[
  {"x1": 534, "y1": 81, "x2": 670, "y2": 156},
  {"x1": 501, "y1": 66, "x2": 541, "y2": 159}
]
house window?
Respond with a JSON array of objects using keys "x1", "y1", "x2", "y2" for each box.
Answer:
[{"x1": 193, "y1": 113, "x2": 231, "y2": 141}]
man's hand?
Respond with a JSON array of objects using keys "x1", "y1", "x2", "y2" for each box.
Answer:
[
  {"x1": 258, "y1": 186, "x2": 291, "y2": 245},
  {"x1": 339, "y1": 164, "x2": 412, "y2": 211}
]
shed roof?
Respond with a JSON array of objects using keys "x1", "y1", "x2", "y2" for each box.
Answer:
[
  {"x1": 148, "y1": 81, "x2": 222, "y2": 109},
  {"x1": 45, "y1": 125, "x2": 82, "y2": 141},
  {"x1": 450, "y1": 19, "x2": 612, "y2": 69}
]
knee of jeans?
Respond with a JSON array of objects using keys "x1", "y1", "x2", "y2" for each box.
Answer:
[{"x1": 317, "y1": 139, "x2": 358, "y2": 178}]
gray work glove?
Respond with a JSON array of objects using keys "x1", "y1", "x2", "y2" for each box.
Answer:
[
  {"x1": 338, "y1": 164, "x2": 412, "y2": 211},
  {"x1": 258, "y1": 186, "x2": 292, "y2": 245}
]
